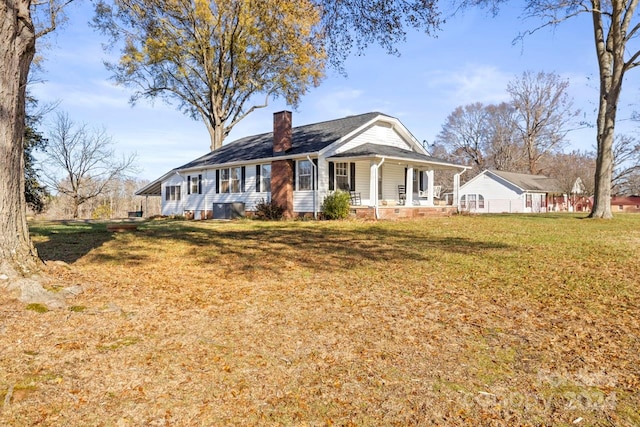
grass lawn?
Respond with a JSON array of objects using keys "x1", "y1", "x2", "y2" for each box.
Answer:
[{"x1": 1, "y1": 214, "x2": 639, "y2": 425}]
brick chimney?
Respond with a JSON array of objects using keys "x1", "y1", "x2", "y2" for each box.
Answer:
[
  {"x1": 271, "y1": 111, "x2": 294, "y2": 218},
  {"x1": 273, "y1": 110, "x2": 292, "y2": 154}
]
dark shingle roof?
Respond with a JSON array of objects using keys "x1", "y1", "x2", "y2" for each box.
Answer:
[
  {"x1": 177, "y1": 112, "x2": 386, "y2": 170},
  {"x1": 330, "y1": 143, "x2": 462, "y2": 167},
  {"x1": 489, "y1": 170, "x2": 562, "y2": 192}
]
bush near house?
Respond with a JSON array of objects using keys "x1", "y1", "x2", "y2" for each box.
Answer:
[
  {"x1": 2, "y1": 214, "x2": 638, "y2": 426},
  {"x1": 321, "y1": 190, "x2": 351, "y2": 219},
  {"x1": 253, "y1": 198, "x2": 285, "y2": 220}
]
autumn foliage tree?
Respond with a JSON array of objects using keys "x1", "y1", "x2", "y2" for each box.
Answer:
[{"x1": 93, "y1": 0, "x2": 326, "y2": 151}]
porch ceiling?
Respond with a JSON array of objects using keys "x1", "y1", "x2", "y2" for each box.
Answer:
[
  {"x1": 328, "y1": 143, "x2": 468, "y2": 170},
  {"x1": 135, "y1": 179, "x2": 162, "y2": 196}
]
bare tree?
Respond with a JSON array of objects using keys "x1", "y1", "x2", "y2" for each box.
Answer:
[
  {"x1": 512, "y1": 0, "x2": 640, "y2": 218},
  {"x1": 542, "y1": 150, "x2": 596, "y2": 196},
  {"x1": 317, "y1": 0, "x2": 442, "y2": 68},
  {"x1": 612, "y1": 134, "x2": 640, "y2": 195},
  {"x1": 41, "y1": 113, "x2": 138, "y2": 218},
  {"x1": 435, "y1": 102, "x2": 490, "y2": 175},
  {"x1": 484, "y1": 102, "x2": 525, "y2": 171},
  {"x1": 507, "y1": 71, "x2": 580, "y2": 174}
]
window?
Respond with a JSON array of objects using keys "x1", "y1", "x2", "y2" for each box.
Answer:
[
  {"x1": 526, "y1": 194, "x2": 532, "y2": 208},
  {"x1": 540, "y1": 194, "x2": 547, "y2": 208},
  {"x1": 335, "y1": 162, "x2": 349, "y2": 191},
  {"x1": 165, "y1": 185, "x2": 181, "y2": 201},
  {"x1": 186, "y1": 175, "x2": 202, "y2": 194},
  {"x1": 217, "y1": 167, "x2": 245, "y2": 194},
  {"x1": 190, "y1": 175, "x2": 199, "y2": 194},
  {"x1": 231, "y1": 167, "x2": 241, "y2": 193},
  {"x1": 468, "y1": 194, "x2": 477, "y2": 210},
  {"x1": 220, "y1": 169, "x2": 230, "y2": 193},
  {"x1": 298, "y1": 160, "x2": 313, "y2": 191},
  {"x1": 478, "y1": 194, "x2": 485, "y2": 209},
  {"x1": 257, "y1": 164, "x2": 271, "y2": 192},
  {"x1": 460, "y1": 194, "x2": 466, "y2": 209}
]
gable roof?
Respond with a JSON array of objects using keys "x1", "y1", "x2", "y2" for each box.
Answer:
[
  {"x1": 487, "y1": 170, "x2": 562, "y2": 193},
  {"x1": 135, "y1": 111, "x2": 469, "y2": 196},
  {"x1": 177, "y1": 112, "x2": 386, "y2": 170},
  {"x1": 330, "y1": 143, "x2": 464, "y2": 169}
]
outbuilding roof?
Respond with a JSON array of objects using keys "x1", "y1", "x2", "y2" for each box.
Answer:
[{"x1": 488, "y1": 170, "x2": 562, "y2": 193}]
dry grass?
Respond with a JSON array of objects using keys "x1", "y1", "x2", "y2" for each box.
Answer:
[{"x1": 1, "y1": 214, "x2": 639, "y2": 426}]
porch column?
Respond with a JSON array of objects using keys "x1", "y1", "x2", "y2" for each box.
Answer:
[
  {"x1": 454, "y1": 172, "x2": 460, "y2": 209},
  {"x1": 369, "y1": 161, "x2": 377, "y2": 207},
  {"x1": 406, "y1": 166, "x2": 414, "y2": 205},
  {"x1": 427, "y1": 170, "x2": 435, "y2": 207}
]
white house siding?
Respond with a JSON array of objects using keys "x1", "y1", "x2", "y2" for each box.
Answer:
[
  {"x1": 459, "y1": 173, "x2": 524, "y2": 213},
  {"x1": 354, "y1": 161, "x2": 371, "y2": 205},
  {"x1": 330, "y1": 124, "x2": 410, "y2": 156},
  {"x1": 161, "y1": 164, "x2": 275, "y2": 216},
  {"x1": 294, "y1": 190, "x2": 317, "y2": 214},
  {"x1": 161, "y1": 173, "x2": 185, "y2": 216},
  {"x1": 379, "y1": 163, "x2": 406, "y2": 202}
]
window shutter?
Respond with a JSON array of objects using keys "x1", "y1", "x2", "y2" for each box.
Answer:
[
  {"x1": 419, "y1": 171, "x2": 424, "y2": 192},
  {"x1": 328, "y1": 162, "x2": 334, "y2": 191},
  {"x1": 256, "y1": 165, "x2": 261, "y2": 192},
  {"x1": 292, "y1": 161, "x2": 297, "y2": 191},
  {"x1": 165, "y1": 186, "x2": 169, "y2": 201},
  {"x1": 349, "y1": 162, "x2": 356, "y2": 191},
  {"x1": 241, "y1": 166, "x2": 246, "y2": 192},
  {"x1": 187, "y1": 175, "x2": 191, "y2": 194},
  {"x1": 404, "y1": 168, "x2": 407, "y2": 187},
  {"x1": 215, "y1": 170, "x2": 220, "y2": 194},
  {"x1": 198, "y1": 174, "x2": 202, "y2": 194},
  {"x1": 313, "y1": 159, "x2": 318, "y2": 190}
]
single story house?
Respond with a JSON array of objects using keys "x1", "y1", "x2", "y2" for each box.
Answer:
[
  {"x1": 611, "y1": 195, "x2": 640, "y2": 213},
  {"x1": 136, "y1": 111, "x2": 469, "y2": 219},
  {"x1": 458, "y1": 169, "x2": 566, "y2": 213}
]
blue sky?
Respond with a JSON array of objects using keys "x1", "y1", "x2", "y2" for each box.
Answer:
[{"x1": 31, "y1": 2, "x2": 638, "y2": 181}]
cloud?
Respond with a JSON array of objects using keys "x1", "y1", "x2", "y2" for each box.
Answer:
[
  {"x1": 312, "y1": 88, "x2": 366, "y2": 117},
  {"x1": 425, "y1": 64, "x2": 512, "y2": 107}
]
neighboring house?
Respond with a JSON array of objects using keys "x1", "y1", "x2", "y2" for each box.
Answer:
[
  {"x1": 611, "y1": 195, "x2": 640, "y2": 213},
  {"x1": 458, "y1": 169, "x2": 566, "y2": 213},
  {"x1": 136, "y1": 111, "x2": 469, "y2": 219}
]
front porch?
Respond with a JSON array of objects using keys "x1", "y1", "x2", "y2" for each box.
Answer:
[
  {"x1": 349, "y1": 205, "x2": 458, "y2": 219},
  {"x1": 324, "y1": 149, "x2": 468, "y2": 219}
]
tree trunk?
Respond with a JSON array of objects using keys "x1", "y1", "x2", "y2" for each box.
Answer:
[
  {"x1": 0, "y1": 0, "x2": 41, "y2": 279},
  {"x1": 590, "y1": 98, "x2": 615, "y2": 219},
  {"x1": 207, "y1": 120, "x2": 225, "y2": 152},
  {"x1": 589, "y1": 2, "x2": 622, "y2": 219}
]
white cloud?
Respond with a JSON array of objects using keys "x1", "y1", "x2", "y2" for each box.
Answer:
[
  {"x1": 312, "y1": 88, "x2": 366, "y2": 117},
  {"x1": 425, "y1": 64, "x2": 511, "y2": 107}
]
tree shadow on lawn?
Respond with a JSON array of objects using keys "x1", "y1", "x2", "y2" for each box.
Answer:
[
  {"x1": 31, "y1": 220, "x2": 118, "y2": 264},
  {"x1": 32, "y1": 219, "x2": 513, "y2": 276},
  {"x1": 96, "y1": 220, "x2": 512, "y2": 277}
]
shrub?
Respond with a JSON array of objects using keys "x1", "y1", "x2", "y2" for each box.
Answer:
[
  {"x1": 322, "y1": 190, "x2": 351, "y2": 220},
  {"x1": 92, "y1": 203, "x2": 112, "y2": 220},
  {"x1": 254, "y1": 198, "x2": 284, "y2": 220}
]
